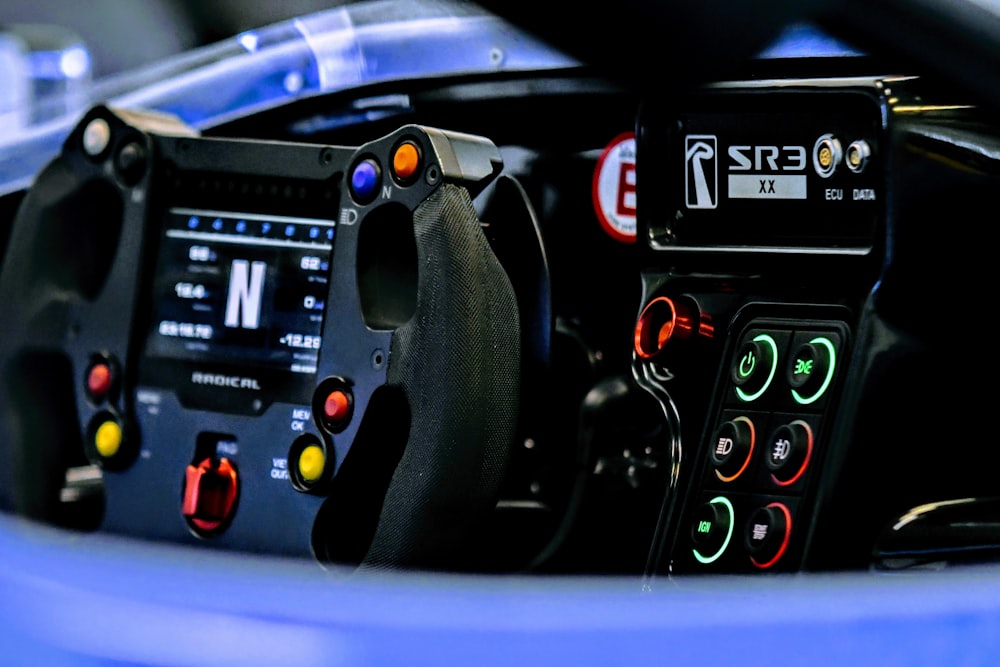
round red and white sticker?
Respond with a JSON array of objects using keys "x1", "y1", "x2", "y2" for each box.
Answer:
[{"x1": 592, "y1": 132, "x2": 637, "y2": 243}]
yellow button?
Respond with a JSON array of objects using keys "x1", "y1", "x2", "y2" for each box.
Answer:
[
  {"x1": 95, "y1": 420, "x2": 123, "y2": 458},
  {"x1": 393, "y1": 142, "x2": 420, "y2": 180},
  {"x1": 298, "y1": 444, "x2": 325, "y2": 483}
]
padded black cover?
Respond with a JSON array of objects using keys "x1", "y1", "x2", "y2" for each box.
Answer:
[{"x1": 364, "y1": 184, "x2": 520, "y2": 569}]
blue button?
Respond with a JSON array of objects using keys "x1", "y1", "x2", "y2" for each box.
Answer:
[{"x1": 351, "y1": 159, "x2": 380, "y2": 202}]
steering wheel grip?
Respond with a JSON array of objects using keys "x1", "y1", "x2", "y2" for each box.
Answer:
[{"x1": 362, "y1": 183, "x2": 520, "y2": 569}]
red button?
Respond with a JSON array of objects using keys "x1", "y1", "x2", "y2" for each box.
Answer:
[
  {"x1": 323, "y1": 389, "x2": 351, "y2": 424},
  {"x1": 748, "y1": 502, "x2": 793, "y2": 569},
  {"x1": 87, "y1": 363, "x2": 112, "y2": 399},
  {"x1": 182, "y1": 457, "x2": 239, "y2": 534}
]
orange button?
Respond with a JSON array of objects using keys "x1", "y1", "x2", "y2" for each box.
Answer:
[
  {"x1": 323, "y1": 389, "x2": 351, "y2": 423},
  {"x1": 87, "y1": 363, "x2": 112, "y2": 399},
  {"x1": 393, "y1": 141, "x2": 420, "y2": 180}
]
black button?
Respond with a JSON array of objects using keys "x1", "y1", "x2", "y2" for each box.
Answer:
[
  {"x1": 691, "y1": 497, "x2": 735, "y2": 564},
  {"x1": 692, "y1": 500, "x2": 729, "y2": 549},
  {"x1": 710, "y1": 417, "x2": 755, "y2": 481},
  {"x1": 787, "y1": 343, "x2": 820, "y2": 389},
  {"x1": 745, "y1": 503, "x2": 791, "y2": 568},
  {"x1": 732, "y1": 341, "x2": 762, "y2": 386},
  {"x1": 788, "y1": 337, "x2": 837, "y2": 404},
  {"x1": 732, "y1": 335, "x2": 777, "y2": 401},
  {"x1": 765, "y1": 420, "x2": 813, "y2": 485},
  {"x1": 115, "y1": 141, "x2": 147, "y2": 186}
]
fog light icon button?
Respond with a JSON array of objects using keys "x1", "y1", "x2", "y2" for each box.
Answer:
[{"x1": 766, "y1": 420, "x2": 814, "y2": 487}]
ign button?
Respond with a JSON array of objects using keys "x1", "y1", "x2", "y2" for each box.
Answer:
[{"x1": 691, "y1": 496, "x2": 735, "y2": 565}]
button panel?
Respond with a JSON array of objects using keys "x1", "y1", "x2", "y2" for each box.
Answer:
[{"x1": 673, "y1": 318, "x2": 848, "y2": 573}]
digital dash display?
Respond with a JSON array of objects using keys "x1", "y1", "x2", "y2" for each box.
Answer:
[{"x1": 145, "y1": 207, "x2": 335, "y2": 378}]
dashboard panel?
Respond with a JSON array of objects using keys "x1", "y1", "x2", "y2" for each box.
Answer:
[{"x1": 3, "y1": 0, "x2": 1000, "y2": 663}]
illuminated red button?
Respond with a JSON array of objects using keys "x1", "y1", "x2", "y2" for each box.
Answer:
[
  {"x1": 392, "y1": 141, "x2": 421, "y2": 181},
  {"x1": 323, "y1": 389, "x2": 352, "y2": 424},
  {"x1": 766, "y1": 420, "x2": 813, "y2": 487},
  {"x1": 87, "y1": 363, "x2": 112, "y2": 400},
  {"x1": 182, "y1": 457, "x2": 239, "y2": 534},
  {"x1": 746, "y1": 502, "x2": 792, "y2": 569}
]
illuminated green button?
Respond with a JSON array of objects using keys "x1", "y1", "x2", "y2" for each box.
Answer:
[
  {"x1": 692, "y1": 496, "x2": 735, "y2": 565},
  {"x1": 94, "y1": 420, "x2": 123, "y2": 458},
  {"x1": 790, "y1": 337, "x2": 837, "y2": 405},
  {"x1": 733, "y1": 334, "x2": 778, "y2": 402},
  {"x1": 297, "y1": 444, "x2": 326, "y2": 483},
  {"x1": 788, "y1": 344, "x2": 818, "y2": 388}
]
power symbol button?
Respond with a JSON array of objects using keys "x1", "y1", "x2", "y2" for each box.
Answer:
[
  {"x1": 737, "y1": 350, "x2": 756, "y2": 379},
  {"x1": 732, "y1": 334, "x2": 778, "y2": 402}
]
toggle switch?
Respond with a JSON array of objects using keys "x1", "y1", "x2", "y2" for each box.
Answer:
[
  {"x1": 634, "y1": 296, "x2": 712, "y2": 360},
  {"x1": 183, "y1": 456, "x2": 239, "y2": 535}
]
